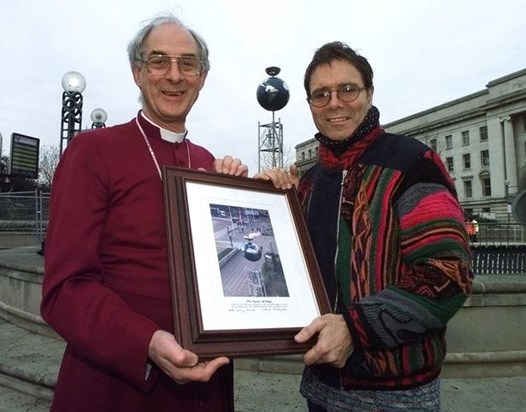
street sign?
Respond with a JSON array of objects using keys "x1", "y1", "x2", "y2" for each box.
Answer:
[{"x1": 10, "y1": 133, "x2": 40, "y2": 179}]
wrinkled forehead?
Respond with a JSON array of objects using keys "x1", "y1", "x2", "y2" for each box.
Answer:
[{"x1": 141, "y1": 23, "x2": 199, "y2": 56}]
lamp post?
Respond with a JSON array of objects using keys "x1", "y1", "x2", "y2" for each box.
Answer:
[
  {"x1": 91, "y1": 108, "x2": 108, "y2": 129},
  {"x1": 60, "y1": 71, "x2": 86, "y2": 156}
]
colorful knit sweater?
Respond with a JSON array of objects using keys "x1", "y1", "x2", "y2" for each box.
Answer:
[{"x1": 298, "y1": 126, "x2": 473, "y2": 390}]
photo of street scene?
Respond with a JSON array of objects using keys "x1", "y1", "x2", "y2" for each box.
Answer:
[{"x1": 209, "y1": 203, "x2": 289, "y2": 297}]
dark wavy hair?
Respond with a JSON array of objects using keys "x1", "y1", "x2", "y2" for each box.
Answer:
[{"x1": 304, "y1": 41, "x2": 373, "y2": 97}]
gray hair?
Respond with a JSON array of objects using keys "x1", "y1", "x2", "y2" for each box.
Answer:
[{"x1": 127, "y1": 14, "x2": 210, "y2": 72}]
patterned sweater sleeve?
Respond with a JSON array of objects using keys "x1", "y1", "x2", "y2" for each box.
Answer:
[{"x1": 345, "y1": 150, "x2": 473, "y2": 352}]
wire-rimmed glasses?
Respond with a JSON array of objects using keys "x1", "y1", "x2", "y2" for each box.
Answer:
[
  {"x1": 140, "y1": 55, "x2": 203, "y2": 76},
  {"x1": 308, "y1": 84, "x2": 365, "y2": 107}
]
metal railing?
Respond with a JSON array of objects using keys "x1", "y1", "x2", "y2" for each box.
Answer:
[
  {"x1": 469, "y1": 222, "x2": 526, "y2": 247},
  {"x1": 472, "y1": 245, "x2": 526, "y2": 275},
  {"x1": 1, "y1": 195, "x2": 526, "y2": 273},
  {"x1": 0, "y1": 190, "x2": 49, "y2": 242}
]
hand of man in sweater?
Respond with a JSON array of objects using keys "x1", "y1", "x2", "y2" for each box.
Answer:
[
  {"x1": 253, "y1": 164, "x2": 299, "y2": 190},
  {"x1": 295, "y1": 314, "x2": 353, "y2": 368}
]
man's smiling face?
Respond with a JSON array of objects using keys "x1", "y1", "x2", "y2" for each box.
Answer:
[
  {"x1": 308, "y1": 59, "x2": 373, "y2": 141},
  {"x1": 132, "y1": 23, "x2": 207, "y2": 132}
]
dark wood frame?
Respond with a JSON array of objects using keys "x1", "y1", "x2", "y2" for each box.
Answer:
[{"x1": 162, "y1": 166, "x2": 330, "y2": 358}]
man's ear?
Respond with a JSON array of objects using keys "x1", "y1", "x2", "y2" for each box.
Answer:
[
  {"x1": 367, "y1": 86, "x2": 374, "y2": 109},
  {"x1": 132, "y1": 66, "x2": 142, "y2": 88},
  {"x1": 199, "y1": 70, "x2": 208, "y2": 90}
]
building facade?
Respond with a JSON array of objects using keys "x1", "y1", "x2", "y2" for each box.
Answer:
[
  {"x1": 295, "y1": 68, "x2": 526, "y2": 222},
  {"x1": 295, "y1": 138, "x2": 318, "y2": 175}
]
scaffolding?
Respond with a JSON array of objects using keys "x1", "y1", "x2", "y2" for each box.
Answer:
[{"x1": 258, "y1": 114, "x2": 283, "y2": 172}]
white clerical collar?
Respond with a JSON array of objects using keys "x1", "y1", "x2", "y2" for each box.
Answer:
[{"x1": 140, "y1": 112, "x2": 187, "y2": 143}]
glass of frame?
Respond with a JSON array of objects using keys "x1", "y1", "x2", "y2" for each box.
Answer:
[{"x1": 162, "y1": 166, "x2": 330, "y2": 358}]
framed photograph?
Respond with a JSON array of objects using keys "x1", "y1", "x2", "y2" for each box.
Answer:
[{"x1": 162, "y1": 166, "x2": 330, "y2": 358}]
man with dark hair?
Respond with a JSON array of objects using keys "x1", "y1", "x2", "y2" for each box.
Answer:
[{"x1": 260, "y1": 41, "x2": 473, "y2": 411}]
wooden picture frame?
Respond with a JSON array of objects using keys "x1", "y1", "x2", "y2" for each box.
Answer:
[{"x1": 162, "y1": 166, "x2": 330, "y2": 358}]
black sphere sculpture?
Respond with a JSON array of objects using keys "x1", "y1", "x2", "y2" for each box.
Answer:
[
  {"x1": 256, "y1": 66, "x2": 290, "y2": 112},
  {"x1": 241, "y1": 241, "x2": 262, "y2": 262}
]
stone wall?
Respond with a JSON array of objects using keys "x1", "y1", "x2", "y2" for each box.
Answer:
[
  {"x1": 0, "y1": 232, "x2": 40, "y2": 249},
  {"x1": 1, "y1": 247, "x2": 525, "y2": 378}
]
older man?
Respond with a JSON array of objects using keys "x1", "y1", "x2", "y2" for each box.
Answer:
[{"x1": 41, "y1": 14, "x2": 245, "y2": 411}]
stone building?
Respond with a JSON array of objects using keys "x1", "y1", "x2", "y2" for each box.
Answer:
[
  {"x1": 295, "y1": 68, "x2": 526, "y2": 222},
  {"x1": 295, "y1": 138, "x2": 319, "y2": 175}
]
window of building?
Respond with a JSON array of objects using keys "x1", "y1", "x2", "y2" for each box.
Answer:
[
  {"x1": 430, "y1": 138, "x2": 437, "y2": 151},
  {"x1": 301, "y1": 152, "x2": 305, "y2": 161},
  {"x1": 482, "y1": 207, "x2": 491, "y2": 214},
  {"x1": 479, "y1": 126, "x2": 488, "y2": 142},
  {"x1": 462, "y1": 130, "x2": 470, "y2": 146},
  {"x1": 463, "y1": 153, "x2": 471, "y2": 169},
  {"x1": 308, "y1": 149, "x2": 312, "y2": 159},
  {"x1": 481, "y1": 177, "x2": 492, "y2": 197},
  {"x1": 464, "y1": 180, "x2": 473, "y2": 198},
  {"x1": 446, "y1": 157, "x2": 454, "y2": 172},
  {"x1": 445, "y1": 135, "x2": 453, "y2": 150},
  {"x1": 481, "y1": 150, "x2": 490, "y2": 166}
]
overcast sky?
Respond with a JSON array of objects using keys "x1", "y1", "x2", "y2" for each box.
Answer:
[{"x1": 1, "y1": 0, "x2": 525, "y2": 174}]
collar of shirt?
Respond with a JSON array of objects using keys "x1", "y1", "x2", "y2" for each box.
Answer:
[{"x1": 140, "y1": 111, "x2": 187, "y2": 143}]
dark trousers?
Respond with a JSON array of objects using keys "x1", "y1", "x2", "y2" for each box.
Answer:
[{"x1": 308, "y1": 400, "x2": 327, "y2": 412}]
